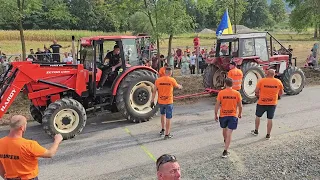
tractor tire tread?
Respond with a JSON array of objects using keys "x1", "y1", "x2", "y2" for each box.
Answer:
[
  {"x1": 116, "y1": 69, "x2": 158, "y2": 123},
  {"x1": 42, "y1": 98, "x2": 87, "y2": 140},
  {"x1": 280, "y1": 66, "x2": 306, "y2": 95}
]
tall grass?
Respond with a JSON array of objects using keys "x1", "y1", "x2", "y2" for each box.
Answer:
[
  {"x1": 0, "y1": 30, "x2": 317, "y2": 42},
  {"x1": 0, "y1": 30, "x2": 132, "y2": 41}
]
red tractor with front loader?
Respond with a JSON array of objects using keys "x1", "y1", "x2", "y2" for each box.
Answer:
[
  {"x1": 0, "y1": 35, "x2": 159, "y2": 140},
  {"x1": 203, "y1": 32, "x2": 306, "y2": 103}
]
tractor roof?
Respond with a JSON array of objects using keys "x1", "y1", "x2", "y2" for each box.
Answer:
[
  {"x1": 81, "y1": 36, "x2": 138, "y2": 41},
  {"x1": 217, "y1": 32, "x2": 268, "y2": 40}
]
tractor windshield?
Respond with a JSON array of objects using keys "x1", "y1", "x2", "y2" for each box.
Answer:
[{"x1": 122, "y1": 39, "x2": 140, "y2": 66}]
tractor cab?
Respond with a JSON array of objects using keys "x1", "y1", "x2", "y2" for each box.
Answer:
[
  {"x1": 211, "y1": 32, "x2": 293, "y2": 73},
  {"x1": 78, "y1": 36, "x2": 153, "y2": 93}
]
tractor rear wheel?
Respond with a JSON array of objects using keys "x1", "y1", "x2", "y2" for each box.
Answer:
[
  {"x1": 116, "y1": 69, "x2": 158, "y2": 123},
  {"x1": 30, "y1": 105, "x2": 42, "y2": 124},
  {"x1": 203, "y1": 65, "x2": 226, "y2": 90},
  {"x1": 203, "y1": 65, "x2": 217, "y2": 88},
  {"x1": 281, "y1": 66, "x2": 306, "y2": 95},
  {"x1": 42, "y1": 98, "x2": 87, "y2": 140},
  {"x1": 240, "y1": 62, "x2": 265, "y2": 104}
]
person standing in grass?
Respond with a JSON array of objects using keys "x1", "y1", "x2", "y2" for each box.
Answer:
[
  {"x1": 180, "y1": 52, "x2": 190, "y2": 76},
  {"x1": 215, "y1": 78, "x2": 242, "y2": 158},
  {"x1": 151, "y1": 67, "x2": 182, "y2": 140}
]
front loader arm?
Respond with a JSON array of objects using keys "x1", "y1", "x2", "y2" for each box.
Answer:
[{"x1": 0, "y1": 68, "x2": 33, "y2": 119}]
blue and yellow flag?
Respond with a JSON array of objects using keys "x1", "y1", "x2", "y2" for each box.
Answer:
[{"x1": 216, "y1": 9, "x2": 233, "y2": 36}]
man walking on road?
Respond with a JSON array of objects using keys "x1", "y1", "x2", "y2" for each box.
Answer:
[
  {"x1": 251, "y1": 69, "x2": 284, "y2": 139},
  {"x1": 156, "y1": 154, "x2": 181, "y2": 180},
  {"x1": 215, "y1": 78, "x2": 242, "y2": 158},
  {"x1": 0, "y1": 115, "x2": 63, "y2": 180},
  {"x1": 151, "y1": 67, "x2": 182, "y2": 140},
  {"x1": 227, "y1": 61, "x2": 243, "y2": 91}
]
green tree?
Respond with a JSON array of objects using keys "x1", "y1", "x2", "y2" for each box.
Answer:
[
  {"x1": 286, "y1": 0, "x2": 320, "y2": 37},
  {"x1": 129, "y1": 12, "x2": 153, "y2": 35},
  {"x1": 157, "y1": 0, "x2": 193, "y2": 59},
  {"x1": 241, "y1": 0, "x2": 275, "y2": 28},
  {"x1": 270, "y1": 0, "x2": 287, "y2": 23},
  {"x1": 0, "y1": 0, "x2": 42, "y2": 60},
  {"x1": 215, "y1": 0, "x2": 248, "y2": 27}
]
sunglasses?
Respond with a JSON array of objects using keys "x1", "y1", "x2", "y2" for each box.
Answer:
[{"x1": 156, "y1": 154, "x2": 177, "y2": 171}]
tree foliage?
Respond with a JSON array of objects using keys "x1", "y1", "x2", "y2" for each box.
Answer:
[
  {"x1": 241, "y1": 0, "x2": 275, "y2": 28},
  {"x1": 270, "y1": 0, "x2": 287, "y2": 23}
]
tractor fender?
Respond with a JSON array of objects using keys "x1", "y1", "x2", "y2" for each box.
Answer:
[{"x1": 111, "y1": 66, "x2": 158, "y2": 96}]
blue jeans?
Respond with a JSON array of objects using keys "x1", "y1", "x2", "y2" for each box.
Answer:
[{"x1": 159, "y1": 104, "x2": 173, "y2": 119}]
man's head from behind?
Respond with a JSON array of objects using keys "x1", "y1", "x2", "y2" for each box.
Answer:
[
  {"x1": 9, "y1": 115, "x2": 27, "y2": 134},
  {"x1": 165, "y1": 67, "x2": 173, "y2": 76},
  {"x1": 156, "y1": 154, "x2": 181, "y2": 180},
  {"x1": 225, "y1": 78, "x2": 233, "y2": 88},
  {"x1": 266, "y1": 69, "x2": 276, "y2": 77}
]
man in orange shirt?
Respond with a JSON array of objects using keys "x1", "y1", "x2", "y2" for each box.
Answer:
[
  {"x1": 215, "y1": 78, "x2": 242, "y2": 158},
  {"x1": 227, "y1": 61, "x2": 243, "y2": 91},
  {"x1": 159, "y1": 63, "x2": 168, "y2": 77},
  {"x1": 152, "y1": 67, "x2": 182, "y2": 140},
  {"x1": 0, "y1": 115, "x2": 63, "y2": 180},
  {"x1": 251, "y1": 69, "x2": 284, "y2": 139}
]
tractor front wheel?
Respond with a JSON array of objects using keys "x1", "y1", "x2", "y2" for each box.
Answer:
[
  {"x1": 116, "y1": 69, "x2": 158, "y2": 123},
  {"x1": 281, "y1": 66, "x2": 306, "y2": 95},
  {"x1": 240, "y1": 62, "x2": 265, "y2": 104},
  {"x1": 42, "y1": 98, "x2": 87, "y2": 140},
  {"x1": 30, "y1": 105, "x2": 42, "y2": 124}
]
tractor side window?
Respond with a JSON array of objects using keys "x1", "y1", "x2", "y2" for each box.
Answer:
[
  {"x1": 80, "y1": 46, "x2": 94, "y2": 70},
  {"x1": 254, "y1": 38, "x2": 269, "y2": 61},
  {"x1": 239, "y1": 38, "x2": 255, "y2": 57},
  {"x1": 122, "y1": 39, "x2": 139, "y2": 66}
]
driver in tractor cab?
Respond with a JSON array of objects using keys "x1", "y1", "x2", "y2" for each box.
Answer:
[
  {"x1": 97, "y1": 45, "x2": 122, "y2": 90},
  {"x1": 227, "y1": 61, "x2": 243, "y2": 91}
]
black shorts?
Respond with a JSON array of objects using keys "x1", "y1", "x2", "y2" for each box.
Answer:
[{"x1": 255, "y1": 104, "x2": 277, "y2": 119}]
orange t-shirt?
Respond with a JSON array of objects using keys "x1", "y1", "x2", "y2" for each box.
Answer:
[
  {"x1": 217, "y1": 88, "x2": 242, "y2": 117},
  {"x1": 227, "y1": 68, "x2": 243, "y2": 90},
  {"x1": 0, "y1": 137, "x2": 47, "y2": 179},
  {"x1": 155, "y1": 76, "x2": 178, "y2": 104},
  {"x1": 257, "y1": 78, "x2": 284, "y2": 105},
  {"x1": 159, "y1": 67, "x2": 166, "y2": 77}
]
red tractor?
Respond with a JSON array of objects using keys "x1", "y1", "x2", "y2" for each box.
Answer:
[
  {"x1": 203, "y1": 32, "x2": 306, "y2": 103},
  {"x1": 0, "y1": 35, "x2": 159, "y2": 139}
]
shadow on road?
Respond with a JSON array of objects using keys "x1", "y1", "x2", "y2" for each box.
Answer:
[{"x1": 0, "y1": 112, "x2": 139, "y2": 145}]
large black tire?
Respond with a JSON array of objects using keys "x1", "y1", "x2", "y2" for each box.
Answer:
[
  {"x1": 240, "y1": 62, "x2": 265, "y2": 104},
  {"x1": 203, "y1": 65, "x2": 218, "y2": 88},
  {"x1": 116, "y1": 69, "x2": 158, "y2": 123},
  {"x1": 280, "y1": 66, "x2": 306, "y2": 95},
  {"x1": 42, "y1": 98, "x2": 87, "y2": 140},
  {"x1": 30, "y1": 105, "x2": 42, "y2": 124}
]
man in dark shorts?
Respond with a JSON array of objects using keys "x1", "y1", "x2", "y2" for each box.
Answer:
[
  {"x1": 97, "y1": 45, "x2": 122, "y2": 89},
  {"x1": 215, "y1": 78, "x2": 242, "y2": 158},
  {"x1": 49, "y1": 40, "x2": 70, "y2": 62},
  {"x1": 156, "y1": 154, "x2": 181, "y2": 180},
  {"x1": 151, "y1": 67, "x2": 182, "y2": 140},
  {"x1": 251, "y1": 69, "x2": 284, "y2": 139}
]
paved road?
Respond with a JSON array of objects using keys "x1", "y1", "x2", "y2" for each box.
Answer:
[{"x1": 1, "y1": 86, "x2": 320, "y2": 180}]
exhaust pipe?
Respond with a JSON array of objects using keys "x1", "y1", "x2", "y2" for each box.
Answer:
[{"x1": 72, "y1": 36, "x2": 76, "y2": 64}]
